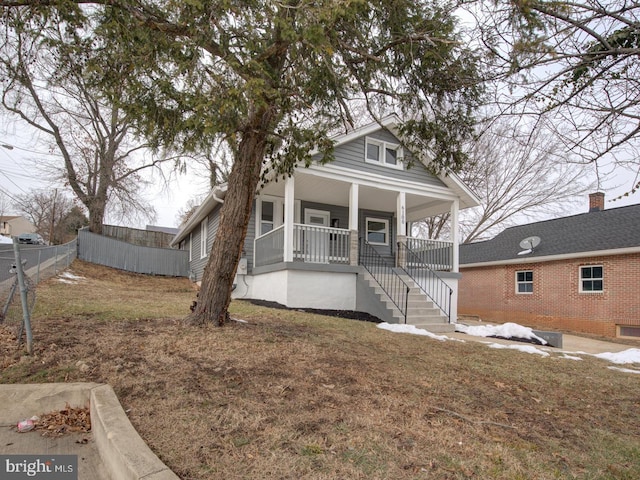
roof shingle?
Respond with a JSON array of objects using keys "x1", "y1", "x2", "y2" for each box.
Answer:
[{"x1": 460, "y1": 203, "x2": 640, "y2": 265}]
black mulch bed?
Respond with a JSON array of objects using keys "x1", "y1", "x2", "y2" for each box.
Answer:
[{"x1": 246, "y1": 299, "x2": 382, "y2": 324}]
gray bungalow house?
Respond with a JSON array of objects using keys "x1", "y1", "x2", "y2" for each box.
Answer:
[{"x1": 171, "y1": 117, "x2": 479, "y2": 332}]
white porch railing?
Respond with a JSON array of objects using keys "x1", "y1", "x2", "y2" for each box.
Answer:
[
  {"x1": 254, "y1": 231, "x2": 451, "y2": 270},
  {"x1": 404, "y1": 237, "x2": 454, "y2": 271},
  {"x1": 254, "y1": 224, "x2": 350, "y2": 268},
  {"x1": 254, "y1": 226, "x2": 285, "y2": 268},
  {"x1": 293, "y1": 224, "x2": 350, "y2": 264}
]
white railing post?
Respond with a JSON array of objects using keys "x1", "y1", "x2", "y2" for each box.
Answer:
[
  {"x1": 450, "y1": 199, "x2": 459, "y2": 273},
  {"x1": 349, "y1": 183, "x2": 359, "y2": 266},
  {"x1": 283, "y1": 176, "x2": 295, "y2": 262}
]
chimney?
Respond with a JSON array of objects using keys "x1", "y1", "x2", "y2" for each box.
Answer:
[{"x1": 589, "y1": 192, "x2": 605, "y2": 212}]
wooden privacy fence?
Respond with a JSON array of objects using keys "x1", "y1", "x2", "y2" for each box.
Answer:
[
  {"x1": 102, "y1": 224, "x2": 175, "y2": 248},
  {"x1": 78, "y1": 228, "x2": 189, "y2": 277}
]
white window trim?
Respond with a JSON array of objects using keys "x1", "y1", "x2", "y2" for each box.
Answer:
[
  {"x1": 579, "y1": 264, "x2": 604, "y2": 293},
  {"x1": 515, "y1": 270, "x2": 533, "y2": 295},
  {"x1": 189, "y1": 232, "x2": 192, "y2": 262},
  {"x1": 259, "y1": 198, "x2": 276, "y2": 235},
  {"x1": 200, "y1": 221, "x2": 208, "y2": 259},
  {"x1": 256, "y1": 196, "x2": 300, "y2": 236},
  {"x1": 366, "y1": 217, "x2": 389, "y2": 246},
  {"x1": 364, "y1": 137, "x2": 404, "y2": 170}
]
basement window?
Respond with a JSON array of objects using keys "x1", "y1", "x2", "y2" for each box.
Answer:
[
  {"x1": 618, "y1": 326, "x2": 640, "y2": 339},
  {"x1": 580, "y1": 265, "x2": 603, "y2": 292},
  {"x1": 516, "y1": 270, "x2": 533, "y2": 294}
]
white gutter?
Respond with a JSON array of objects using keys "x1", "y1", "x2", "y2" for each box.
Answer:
[
  {"x1": 461, "y1": 246, "x2": 640, "y2": 268},
  {"x1": 170, "y1": 184, "x2": 227, "y2": 247}
]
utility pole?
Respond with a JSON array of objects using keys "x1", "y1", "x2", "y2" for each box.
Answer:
[{"x1": 49, "y1": 188, "x2": 57, "y2": 245}]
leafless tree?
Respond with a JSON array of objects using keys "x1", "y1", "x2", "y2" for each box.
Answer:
[
  {"x1": 0, "y1": 8, "x2": 169, "y2": 233},
  {"x1": 464, "y1": 0, "x2": 640, "y2": 193},
  {"x1": 14, "y1": 189, "x2": 85, "y2": 244},
  {"x1": 413, "y1": 119, "x2": 594, "y2": 243}
]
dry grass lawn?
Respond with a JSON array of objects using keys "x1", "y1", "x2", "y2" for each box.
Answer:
[{"x1": 1, "y1": 260, "x2": 640, "y2": 479}]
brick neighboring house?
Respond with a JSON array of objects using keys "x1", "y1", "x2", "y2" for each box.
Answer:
[{"x1": 459, "y1": 193, "x2": 640, "y2": 339}]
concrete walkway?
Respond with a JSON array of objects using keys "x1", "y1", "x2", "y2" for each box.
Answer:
[{"x1": 0, "y1": 383, "x2": 178, "y2": 480}]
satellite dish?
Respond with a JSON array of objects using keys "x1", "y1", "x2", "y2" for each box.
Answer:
[{"x1": 518, "y1": 236, "x2": 540, "y2": 255}]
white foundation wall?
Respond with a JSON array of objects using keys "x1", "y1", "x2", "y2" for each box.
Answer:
[
  {"x1": 234, "y1": 270, "x2": 357, "y2": 310},
  {"x1": 233, "y1": 270, "x2": 289, "y2": 306}
]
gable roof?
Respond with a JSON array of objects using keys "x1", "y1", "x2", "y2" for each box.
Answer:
[
  {"x1": 171, "y1": 118, "x2": 479, "y2": 246},
  {"x1": 312, "y1": 116, "x2": 479, "y2": 210},
  {"x1": 460, "y1": 203, "x2": 640, "y2": 266}
]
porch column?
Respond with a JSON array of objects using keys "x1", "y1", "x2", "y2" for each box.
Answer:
[
  {"x1": 450, "y1": 199, "x2": 459, "y2": 272},
  {"x1": 349, "y1": 183, "x2": 359, "y2": 266},
  {"x1": 396, "y1": 191, "x2": 407, "y2": 268},
  {"x1": 283, "y1": 175, "x2": 295, "y2": 262}
]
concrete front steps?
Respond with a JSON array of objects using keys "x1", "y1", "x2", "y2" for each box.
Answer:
[{"x1": 361, "y1": 271, "x2": 454, "y2": 334}]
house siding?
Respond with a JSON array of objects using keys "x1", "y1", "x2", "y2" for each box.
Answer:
[
  {"x1": 243, "y1": 202, "x2": 256, "y2": 272},
  {"x1": 184, "y1": 201, "x2": 257, "y2": 280},
  {"x1": 188, "y1": 217, "x2": 206, "y2": 282},
  {"x1": 0, "y1": 216, "x2": 35, "y2": 237},
  {"x1": 300, "y1": 201, "x2": 349, "y2": 229},
  {"x1": 325, "y1": 128, "x2": 446, "y2": 187},
  {"x1": 299, "y1": 201, "x2": 395, "y2": 260},
  {"x1": 459, "y1": 253, "x2": 640, "y2": 338}
]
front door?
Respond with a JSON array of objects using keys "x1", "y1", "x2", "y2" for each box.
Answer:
[{"x1": 304, "y1": 209, "x2": 330, "y2": 263}]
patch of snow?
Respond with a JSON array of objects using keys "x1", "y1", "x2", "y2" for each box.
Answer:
[
  {"x1": 379, "y1": 320, "x2": 639, "y2": 372},
  {"x1": 608, "y1": 366, "x2": 640, "y2": 375},
  {"x1": 560, "y1": 354, "x2": 583, "y2": 361},
  {"x1": 487, "y1": 342, "x2": 550, "y2": 357},
  {"x1": 594, "y1": 348, "x2": 640, "y2": 365},
  {"x1": 0, "y1": 236, "x2": 13, "y2": 244},
  {"x1": 57, "y1": 279, "x2": 76, "y2": 284},
  {"x1": 377, "y1": 322, "x2": 451, "y2": 342},
  {"x1": 456, "y1": 322, "x2": 547, "y2": 345},
  {"x1": 59, "y1": 271, "x2": 85, "y2": 281}
]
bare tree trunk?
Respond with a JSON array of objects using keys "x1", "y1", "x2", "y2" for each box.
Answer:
[
  {"x1": 188, "y1": 110, "x2": 273, "y2": 326},
  {"x1": 87, "y1": 198, "x2": 106, "y2": 235}
]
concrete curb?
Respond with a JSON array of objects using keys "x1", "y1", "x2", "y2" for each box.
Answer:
[
  {"x1": 91, "y1": 384, "x2": 179, "y2": 480},
  {"x1": 0, "y1": 383, "x2": 178, "y2": 480}
]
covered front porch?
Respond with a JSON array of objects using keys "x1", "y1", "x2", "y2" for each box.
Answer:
[
  {"x1": 252, "y1": 166, "x2": 463, "y2": 273},
  {"x1": 254, "y1": 225, "x2": 455, "y2": 271}
]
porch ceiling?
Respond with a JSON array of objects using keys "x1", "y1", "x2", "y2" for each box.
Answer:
[{"x1": 260, "y1": 171, "x2": 452, "y2": 220}]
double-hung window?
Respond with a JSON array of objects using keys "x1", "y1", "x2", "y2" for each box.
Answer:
[
  {"x1": 580, "y1": 265, "x2": 603, "y2": 292},
  {"x1": 260, "y1": 200, "x2": 274, "y2": 235},
  {"x1": 365, "y1": 137, "x2": 402, "y2": 169},
  {"x1": 516, "y1": 270, "x2": 533, "y2": 294}
]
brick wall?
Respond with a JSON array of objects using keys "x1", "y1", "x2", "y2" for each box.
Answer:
[{"x1": 459, "y1": 253, "x2": 640, "y2": 338}]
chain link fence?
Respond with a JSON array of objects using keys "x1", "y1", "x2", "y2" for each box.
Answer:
[{"x1": 0, "y1": 239, "x2": 77, "y2": 352}]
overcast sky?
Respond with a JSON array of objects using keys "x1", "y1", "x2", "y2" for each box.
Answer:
[{"x1": 1, "y1": 119, "x2": 639, "y2": 230}]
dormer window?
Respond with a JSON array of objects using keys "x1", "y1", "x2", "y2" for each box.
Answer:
[{"x1": 365, "y1": 137, "x2": 403, "y2": 169}]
